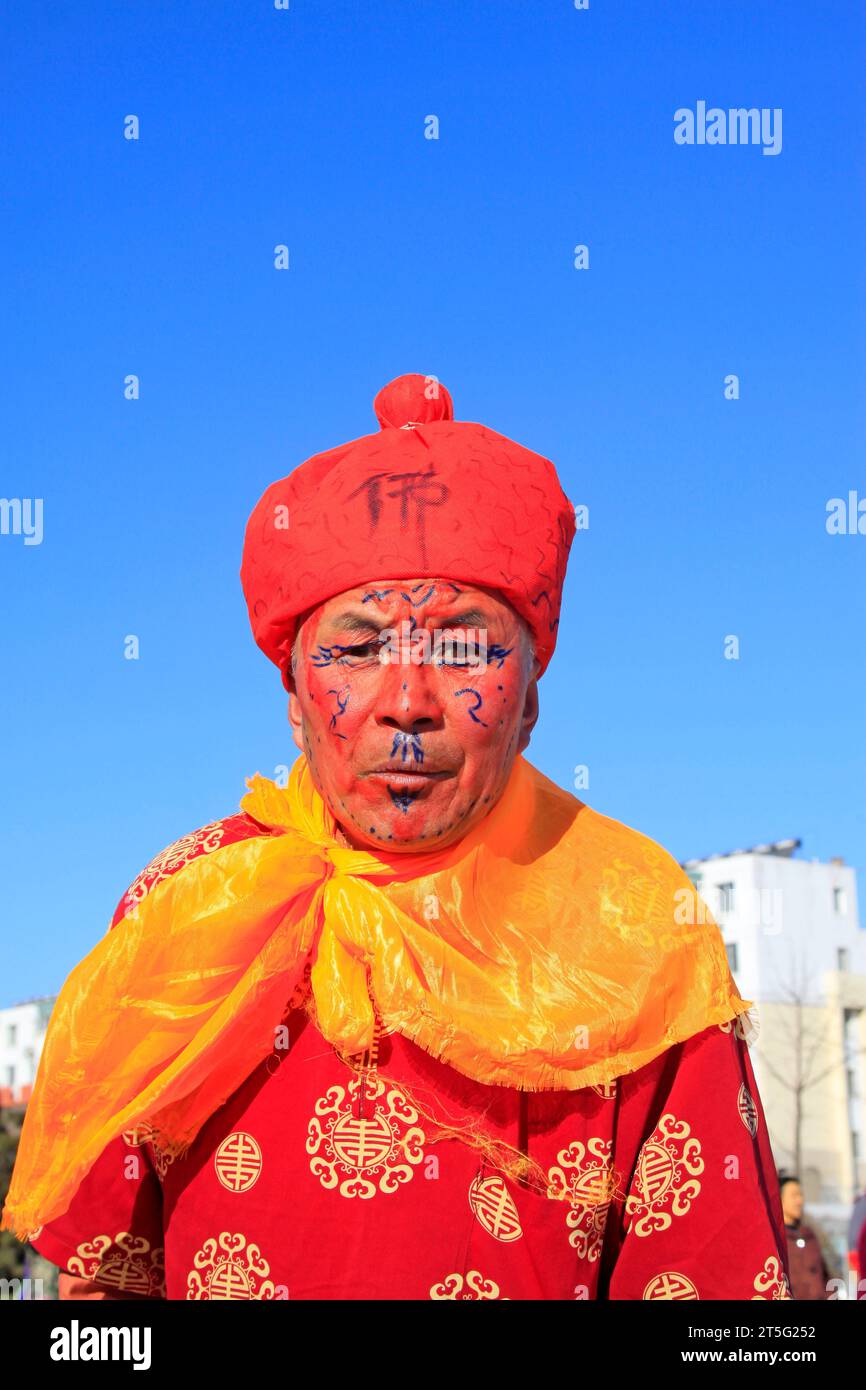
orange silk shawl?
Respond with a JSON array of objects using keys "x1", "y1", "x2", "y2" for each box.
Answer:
[{"x1": 2, "y1": 752, "x2": 751, "y2": 1240}]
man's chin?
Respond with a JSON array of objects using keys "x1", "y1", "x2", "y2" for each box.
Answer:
[{"x1": 335, "y1": 802, "x2": 468, "y2": 854}]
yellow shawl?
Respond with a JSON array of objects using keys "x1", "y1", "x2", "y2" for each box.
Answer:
[{"x1": 1, "y1": 752, "x2": 750, "y2": 1240}]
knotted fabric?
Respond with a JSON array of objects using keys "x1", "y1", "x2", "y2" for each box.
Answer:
[{"x1": 1, "y1": 753, "x2": 751, "y2": 1240}]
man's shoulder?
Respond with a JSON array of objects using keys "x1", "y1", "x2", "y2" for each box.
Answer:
[
  {"x1": 110, "y1": 810, "x2": 276, "y2": 928},
  {"x1": 527, "y1": 758, "x2": 693, "y2": 889},
  {"x1": 573, "y1": 799, "x2": 689, "y2": 886}
]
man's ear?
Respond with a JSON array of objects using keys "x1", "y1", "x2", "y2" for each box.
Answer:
[
  {"x1": 516, "y1": 672, "x2": 540, "y2": 755},
  {"x1": 287, "y1": 687, "x2": 305, "y2": 755}
]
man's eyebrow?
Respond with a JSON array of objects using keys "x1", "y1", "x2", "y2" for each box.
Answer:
[
  {"x1": 432, "y1": 608, "x2": 491, "y2": 628},
  {"x1": 325, "y1": 611, "x2": 388, "y2": 637}
]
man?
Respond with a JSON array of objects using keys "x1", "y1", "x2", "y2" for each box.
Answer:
[
  {"x1": 3, "y1": 374, "x2": 791, "y2": 1300},
  {"x1": 779, "y1": 1174, "x2": 832, "y2": 1300}
]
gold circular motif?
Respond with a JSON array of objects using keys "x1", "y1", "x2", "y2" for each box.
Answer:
[
  {"x1": 547, "y1": 1137, "x2": 615, "y2": 1262},
  {"x1": 68, "y1": 1233, "x2": 165, "y2": 1298},
  {"x1": 215, "y1": 1132, "x2": 263, "y2": 1193},
  {"x1": 330, "y1": 1110, "x2": 395, "y2": 1170},
  {"x1": 307, "y1": 1074, "x2": 426, "y2": 1199},
  {"x1": 209, "y1": 1260, "x2": 251, "y2": 1299},
  {"x1": 737, "y1": 1083, "x2": 758, "y2": 1137},
  {"x1": 187, "y1": 1232, "x2": 277, "y2": 1300},
  {"x1": 635, "y1": 1141, "x2": 676, "y2": 1204},
  {"x1": 625, "y1": 1113, "x2": 704, "y2": 1238},
  {"x1": 90, "y1": 1255, "x2": 152, "y2": 1296},
  {"x1": 468, "y1": 1174, "x2": 523, "y2": 1243},
  {"x1": 643, "y1": 1271, "x2": 699, "y2": 1300}
]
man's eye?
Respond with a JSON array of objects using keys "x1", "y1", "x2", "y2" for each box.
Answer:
[
  {"x1": 336, "y1": 642, "x2": 379, "y2": 663},
  {"x1": 435, "y1": 642, "x2": 486, "y2": 667}
]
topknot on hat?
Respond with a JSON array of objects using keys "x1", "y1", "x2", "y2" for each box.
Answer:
[{"x1": 373, "y1": 374, "x2": 454, "y2": 430}]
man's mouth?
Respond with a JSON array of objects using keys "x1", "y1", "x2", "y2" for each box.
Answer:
[{"x1": 365, "y1": 766, "x2": 452, "y2": 789}]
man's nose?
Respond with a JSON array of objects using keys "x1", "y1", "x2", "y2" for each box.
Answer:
[{"x1": 374, "y1": 658, "x2": 444, "y2": 734}]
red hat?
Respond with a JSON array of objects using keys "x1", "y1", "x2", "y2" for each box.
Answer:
[{"x1": 241, "y1": 374, "x2": 575, "y2": 687}]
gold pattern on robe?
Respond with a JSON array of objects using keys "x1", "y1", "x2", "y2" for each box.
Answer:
[
  {"x1": 643, "y1": 1271, "x2": 700, "y2": 1300},
  {"x1": 68, "y1": 1232, "x2": 166, "y2": 1297},
  {"x1": 625, "y1": 1113, "x2": 703, "y2": 1237},
  {"x1": 589, "y1": 1081, "x2": 618, "y2": 1101},
  {"x1": 187, "y1": 1231, "x2": 277, "y2": 1300},
  {"x1": 149, "y1": 1137, "x2": 177, "y2": 1182},
  {"x1": 121, "y1": 1124, "x2": 154, "y2": 1147},
  {"x1": 737, "y1": 1083, "x2": 759, "y2": 1137},
  {"x1": 468, "y1": 1173, "x2": 523, "y2": 1242},
  {"x1": 751, "y1": 1255, "x2": 793, "y2": 1300},
  {"x1": 430, "y1": 1270, "x2": 508, "y2": 1300},
  {"x1": 307, "y1": 1073, "x2": 425, "y2": 1198},
  {"x1": 214, "y1": 1132, "x2": 263, "y2": 1193},
  {"x1": 547, "y1": 1137, "x2": 616, "y2": 1260},
  {"x1": 125, "y1": 821, "x2": 227, "y2": 908}
]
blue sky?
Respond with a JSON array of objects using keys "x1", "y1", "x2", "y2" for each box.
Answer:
[{"x1": 2, "y1": 0, "x2": 864, "y2": 1002}]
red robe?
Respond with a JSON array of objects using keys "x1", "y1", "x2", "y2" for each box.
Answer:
[{"x1": 30, "y1": 814, "x2": 792, "y2": 1302}]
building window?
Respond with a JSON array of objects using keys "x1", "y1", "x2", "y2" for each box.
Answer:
[
  {"x1": 717, "y1": 882, "x2": 735, "y2": 914},
  {"x1": 838, "y1": 948, "x2": 849, "y2": 972},
  {"x1": 6, "y1": 1024, "x2": 16, "y2": 1047},
  {"x1": 726, "y1": 942, "x2": 739, "y2": 973},
  {"x1": 834, "y1": 887, "x2": 847, "y2": 915},
  {"x1": 4, "y1": 1066, "x2": 14, "y2": 1089},
  {"x1": 686, "y1": 871, "x2": 703, "y2": 893}
]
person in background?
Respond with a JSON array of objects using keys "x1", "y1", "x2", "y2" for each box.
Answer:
[{"x1": 779, "y1": 1173, "x2": 832, "y2": 1300}]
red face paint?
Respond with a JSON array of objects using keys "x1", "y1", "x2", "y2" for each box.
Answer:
[{"x1": 288, "y1": 579, "x2": 537, "y2": 852}]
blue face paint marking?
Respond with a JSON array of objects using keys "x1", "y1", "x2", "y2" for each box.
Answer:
[
  {"x1": 486, "y1": 643, "x2": 514, "y2": 669},
  {"x1": 326, "y1": 686, "x2": 350, "y2": 739},
  {"x1": 390, "y1": 731, "x2": 424, "y2": 764},
  {"x1": 361, "y1": 590, "x2": 394, "y2": 603},
  {"x1": 311, "y1": 643, "x2": 358, "y2": 667},
  {"x1": 387, "y1": 786, "x2": 416, "y2": 814},
  {"x1": 399, "y1": 586, "x2": 436, "y2": 607},
  {"x1": 454, "y1": 688, "x2": 488, "y2": 726}
]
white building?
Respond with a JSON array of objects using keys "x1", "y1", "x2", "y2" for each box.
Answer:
[
  {"x1": 0, "y1": 997, "x2": 56, "y2": 1106},
  {"x1": 683, "y1": 840, "x2": 866, "y2": 1236}
]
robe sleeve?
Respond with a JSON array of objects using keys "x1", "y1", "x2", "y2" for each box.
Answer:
[
  {"x1": 598, "y1": 1020, "x2": 793, "y2": 1301},
  {"x1": 29, "y1": 1131, "x2": 166, "y2": 1299}
]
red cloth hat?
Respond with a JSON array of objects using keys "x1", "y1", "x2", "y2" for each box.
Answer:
[{"x1": 241, "y1": 374, "x2": 575, "y2": 686}]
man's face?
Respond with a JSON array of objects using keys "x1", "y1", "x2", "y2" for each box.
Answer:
[
  {"x1": 781, "y1": 1181, "x2": 803, "y2": 1222},
  {"x1": 287, "y1": 578, "x2": 540, "y2": 852}
]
